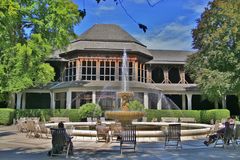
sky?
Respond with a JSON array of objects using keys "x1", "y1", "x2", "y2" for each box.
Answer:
[{"x1": 72, "y1": 0, "x2": 210, "y2": 51}]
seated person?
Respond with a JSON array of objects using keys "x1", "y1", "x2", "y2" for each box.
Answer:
[
  {"x1": 49, "y1": 122, "x2": 73, "y2": 156},
  {"x1": 204, "y1": 121, "x2": 231, "y2": 146},
  {"x1": 228, "y1": 116, "x2": 235, "y2": 129}
]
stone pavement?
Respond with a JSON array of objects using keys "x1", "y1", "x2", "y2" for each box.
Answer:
[{"x1": 0, "y1": 125, "x2": 240, "y2": 160}]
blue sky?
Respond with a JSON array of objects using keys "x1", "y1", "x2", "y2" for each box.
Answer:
[{"x1": 72, "y1": 0, "x2": 210, "y2": 51}]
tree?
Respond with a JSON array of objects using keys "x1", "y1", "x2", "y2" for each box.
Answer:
[
  {"x1": 185, "y1": 0, "x2": 240, "y2": 102},
  {"x1": 0, "y1": 0, "x2": 81, "y2": 104}
]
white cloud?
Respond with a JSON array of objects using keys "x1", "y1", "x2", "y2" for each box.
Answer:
[
  {"x1": 98, "y1": 6, "x2": 115, "y2": 11},
  {"x1": 129, "y1": 0, "x2": 161, "y2": 4},
  {"x1": 184, "y1": 0, "x2": 209, "y2": 14},
  {"x1": 134, "y1": 22, "x2": 194, "y2": 50},
  {"x1": 94, "y1": 5, "x2": 116, "y2": 16}
]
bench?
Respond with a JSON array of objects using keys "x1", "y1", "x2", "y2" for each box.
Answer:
[
  {"x1": 161, "y1": 117, "x2": 178, "y2": 123},
  {"x1": 49, "y1": 117, "x2": 70, "y2": 123},
  {"x1": 179, "y1": 117, "x2": 196, "y2": 123}
]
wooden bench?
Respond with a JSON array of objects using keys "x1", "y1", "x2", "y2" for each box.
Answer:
[
  {"x1": 161, "y1": 117, "x2": 178, "y2": 123},
  {"x1": 179, "y1": 117, "x2": 196, "y2": 123},
  {"x1": 49, "y1": 117, "x2": 70, "y2": 123}
]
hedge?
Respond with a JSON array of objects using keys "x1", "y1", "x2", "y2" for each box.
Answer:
[
  {"x1": 0, "y1": 108, "x2": 15, "y2": 125},
  {"x1": 15, "y1": 109, "x2": 80, "y2": 122},
  {"x1": 200, "y1": 109, "x2": 230, "y2": 123},
  {"x1": 0, "y1": 108, "x2": 230, "y2": 125},
  {"x1": 145, "y1": 109, "x2": 201, "y2": 122},
  {"x1": 145, "y1": 109, "x2": 230, "y2": 123}
]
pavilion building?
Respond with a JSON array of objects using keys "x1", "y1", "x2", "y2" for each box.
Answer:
[{"x1": 15, "y1": 24, "x2": 239, "y2": 114}]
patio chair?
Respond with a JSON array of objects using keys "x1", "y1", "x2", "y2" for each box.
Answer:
[
  {"x1": 120, "y1": 125, "x2": 137, "y2": 154},
  {"x1": 164, "y1": 123, "x2": 182, "y2": 149},
  {"x1": 110, "y1": 123, "x2": 123, "y2": 142},
  {"x1": 26, "y1": 120, "x2": 38, "y2": 138},
  {"x1": 39, "y1": 123, "x2": 50, "y2": 138},
  {"x1": 50, "y1": 128, "x2": 71, "y2": 158},
  {"x1": 96, "y1": 124, "x2": 110, "y2": 143},
  {"x1": 214, "y1": 126, "x2": 235, "y2": 148}
]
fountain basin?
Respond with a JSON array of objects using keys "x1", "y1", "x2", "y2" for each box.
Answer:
[{"x1": 105, "y1": 111, "x2": 145, "y2": 122}]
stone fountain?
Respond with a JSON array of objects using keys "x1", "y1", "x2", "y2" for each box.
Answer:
[{"x1": 105, "y1": 49, "x2": 145, "y2": 126}]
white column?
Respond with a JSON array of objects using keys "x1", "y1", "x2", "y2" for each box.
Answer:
[
  {"x1": 50, "y1": 92, "x2": 55, "y2": 109},
  {"x1": 92, "y1": 91, "x2": 96, "y2": 104},
  {"x1": 22, "y1": 93, "x2": 26, "y2": 109},
  {"x1": 186, "y1": 93, "x2": 192, "y2": 110},
  {"x1": 144, "y1": 92, "x2": 149, "y2": 109},
  {"x1": 66, "y1": 91, "x2": 72, "y2": 109},
  {"x1": 222, "y1": 96, "x2": 226, "y2": 109},
  {"x1": 157, "y1": 93, "x2": 162, "y2": 110},
  {"x1": 182, "y1": 94, "x2": 186, "y2": 110},
  {"x1": 16, "y1": 93, "x2": 22, "y2": 109}
]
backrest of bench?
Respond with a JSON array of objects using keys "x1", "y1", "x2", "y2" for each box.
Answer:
[
  {"x1": 49, "y1": 117, "x2": 70, "y2": 123},
  {"x1": 161, "y1": 117, "x2": 179, "y2": 123},
  {"x1": 179, "y1": 117, "x2": 196, "y2": 123}
]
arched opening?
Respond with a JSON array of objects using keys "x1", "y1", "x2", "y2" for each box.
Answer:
[
  {"x1": 169, "y1": 67, "x2": 180, "y2": 83},
  {"x1": 152, "y1": 66, "x2": 164, "y2": 83}
]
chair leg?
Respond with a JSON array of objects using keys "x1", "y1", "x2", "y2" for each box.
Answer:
[{"x1": 66, "y1": 144, "x2": 70, "y2": 158}]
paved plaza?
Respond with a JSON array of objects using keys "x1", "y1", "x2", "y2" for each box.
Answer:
[{"x1": 0, "y1": 125, "x2": 240, "y2": 160}]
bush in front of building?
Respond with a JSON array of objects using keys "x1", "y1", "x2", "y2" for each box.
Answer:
[
  {"x1": 53, "y1": 109, "x2": 80, "y2": 122},
  {"x1": 78, "y1": 103, "x2": 102, "y2": 121},
  {"x1": 128, "y1": 100, "x2": 144, "y2": 111},
  {"x1": 145, "y1": 109, "x2": 230, "y2": 123},
  {"x1": 145, "y1": 109, "x2": 201, "y2": 122},
  {"x1": 15, "y1": 109, "x2": 52, "y2": 122},
  {"x1": 200, "y1": 109, "x2": 230, "y2": 123},
  {"x1": 0, "y1": 108, "x2": 15, "y2": 125},
  {"x1": 15, "y1": 109, "x2": 81, "y2": 122}
]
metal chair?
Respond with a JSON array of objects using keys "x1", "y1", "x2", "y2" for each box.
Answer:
[
  {"x1": 214, "y1": 127, "x2": 235, "y2": 148},
  {"x1": 50, "y1": 128, "x2": 71, "y2": 158},
  {"x1": 164, "y1": 123, "x2": 182, "y2": 149},
  {"x1": 120, "y1": 125, "x2": 137, "y2": 154}
]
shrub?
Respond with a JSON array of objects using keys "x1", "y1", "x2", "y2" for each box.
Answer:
[
  {"x1": 15, "y1": 109, "x2": 81, "y2": 122},
  {"x1": 0, "y1": 108, "x2": 15, "y2": 125},
  {"x1": 78, "y1": 103, "x2": 102, "y2": 121},
  {"x1": 145, "y1": 109, "x2": 201, "y2": 122},
  {"x1": 128, "y1": 100, "x2": 144, "y2": 111},
  {"x1": 200, "y1": 109, "x2": 230, "y2": 123}
]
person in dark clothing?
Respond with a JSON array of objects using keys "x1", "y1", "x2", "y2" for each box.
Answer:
[
  {"x1": 57, "y1": 122, "x2": 73, "y2": 155},
  {"x1": 204, "y1": 121, "x2": 231, "y2": 146},
  {"x1": 48, "y1": 122, "x2": 73, "y2": 156}
]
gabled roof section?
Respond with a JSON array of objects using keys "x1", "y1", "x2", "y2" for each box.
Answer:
[
  {"x1": 54, "y1": 24, "x2": 152, "y2": 59},
  {"x1": 74, "y1": 24, "x2": 145, "y2": 46},
  {"x1": 147, "y1": 50, "x2": 195, "y2": 64}
]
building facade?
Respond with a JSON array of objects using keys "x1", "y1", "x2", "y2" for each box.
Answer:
[{"x1": 15, "y1": 24, "x2": 239, "y2": 114}]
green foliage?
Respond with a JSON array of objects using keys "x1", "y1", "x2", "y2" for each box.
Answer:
[
  {"x1": 200, "y1": 109, "x2": 230, "y2": 123},
  {"x1": 186, "y1": 0, "x2": 240, "y2": 101},
  {"x1": 0, "y1": 108, "x2": 15, "y2": 125},
  {"x1": 145, "y1": 109, "x2": 230, "y2": 123},
  {"x1": 0, "y1": 0, "x2": 81, "y2": 99},
  {"x1": 78, "y1": 103, "x2": 102, "y2": 120},
  {"x1": 128, "y1": 100, "x2": 144, "y2": 111},
  {"x1": 15, "y1": 109, "x2": 81, "y2": 122},
  {"x1": 145, "y1": 109, "x2": 201, "y2": 122}
]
